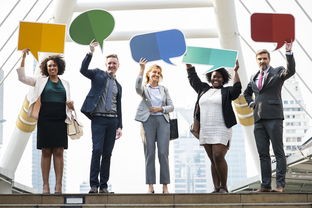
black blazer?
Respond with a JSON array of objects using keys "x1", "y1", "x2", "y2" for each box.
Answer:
[
  {"x1": 243, "y1": 54, "x2": 295, "y2": 123},
  {"x1": 187, "y1": 67, "x2": 241, "y2": 128},
  {"x1": 80, "y1": 53, "x2": 122, "y2": 129}
]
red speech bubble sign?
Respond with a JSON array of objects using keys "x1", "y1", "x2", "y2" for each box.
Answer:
[{"x1": 251, "y1": 13, "x2": 295, "y2": 50}]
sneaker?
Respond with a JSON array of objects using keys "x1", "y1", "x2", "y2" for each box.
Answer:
[
  {"x1": 99, "y1": 188, "x2": 109, "y2": 193},
  {"x1": 89, "y1": 186, "x2": 98, "y2": 194}
]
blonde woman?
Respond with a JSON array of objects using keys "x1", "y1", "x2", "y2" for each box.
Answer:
[{"x1": 135, "y1": 58, "x2": 174, "y2": 194}]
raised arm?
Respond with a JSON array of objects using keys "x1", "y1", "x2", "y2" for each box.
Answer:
[
  {"x1": 80, "y1": 41, "x2": 98, "y2": 79},
  {"x1": 233, "y1": 60, "x2": 240, "y2": 84},
  {"x1": 135, "y1": 58, "x2": 147, "y2": 96},
  {"x1": 283, "y1": 42, "x2": 296, "y2": 80},
  {"x1": 186, "y1": 64, "x2": 208, "y2": 94},
  {"x1": 16, "y1": 49, "x2": 36, "y2": 86}
]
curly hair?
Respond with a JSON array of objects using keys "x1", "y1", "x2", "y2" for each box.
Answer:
[
  {"x1": 145, "y1": 64, "x2": 163, "y2": 84},
  {"x1": 206, "y1": 68, "x2": 231, "y2": 85},
  {"x1": 39, "y1": 55, "x2": 65, "y2": 76}
]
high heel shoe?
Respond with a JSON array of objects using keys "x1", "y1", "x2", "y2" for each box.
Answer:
[
  {"x1": 42, "y1": 185, "x2": 50, "y2": 194},
  {"x1": 219, "y1": 186, "x2": 228, "y2": 193}
]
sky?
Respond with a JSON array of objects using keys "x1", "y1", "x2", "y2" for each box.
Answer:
[{"x1": 0, "y1": 0, "x2": 312, "y2": 193}]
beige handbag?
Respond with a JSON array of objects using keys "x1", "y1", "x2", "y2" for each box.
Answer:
[{"x1": 67, "y1": 110, "x2": 83, "y2": 140}]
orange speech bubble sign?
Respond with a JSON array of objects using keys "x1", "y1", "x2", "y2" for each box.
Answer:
[{"x1": 18, "y1": 22, "x2": 66, "y2": 60}]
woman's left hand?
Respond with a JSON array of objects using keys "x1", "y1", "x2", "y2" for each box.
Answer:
[{"x1": 66, "y1": 101, "x2": 74, "y2": 110}]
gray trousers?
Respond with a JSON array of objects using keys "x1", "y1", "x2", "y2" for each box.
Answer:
[
  {"x1": 142, "y1": 115, "x2": 170, "y2": 184},
  {"x1": 254, "y1": 119, "x2": 286, "y2": 189}
]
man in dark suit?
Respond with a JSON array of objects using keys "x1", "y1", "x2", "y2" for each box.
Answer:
[
  {"x1": 244, "y1": 42, "x2": 295, "y2": 192},
  {"x1": 80, "y1": 41, "x2": 122, "y2": 194}
]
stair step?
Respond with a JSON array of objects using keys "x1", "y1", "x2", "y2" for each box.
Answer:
[{"x1": 0, "y1": 193, "x2": 311, "y2": 208}]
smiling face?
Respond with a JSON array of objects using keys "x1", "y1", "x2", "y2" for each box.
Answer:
[
  {"x1": 47, "y1": 60, "x2": 58, "y2": 76},
  {"x1": 210, "y1": 71, "x2": 224, "y2": 88},
  {"x1": 106, "y1": 57, "x2": 119, "y2": 76},
  {"x1": 148, "y1": 67, "x2": 162, "y2": 83},
  {"x1": 145, "y1": 65, "x2": 163, "y2": 85}
]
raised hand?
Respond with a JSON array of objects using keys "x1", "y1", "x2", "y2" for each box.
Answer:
[
  {"x1": 186, "y1": 64, "x2": 193, "y2": 70},
  {"x1": 285, "y1": 41, "x2": 293, "y2": 52},
  {"x1": 20, "y1": 48, "x2": 30, "y2": 67},
  {"x1": 89, "y1": 40, "x2": 99, "y2": 53},
  {"x1": 234, "y1": 60, "x2": 239, "y2": 72},
  {"x1": 22, "y1": 48, "x2": 30, "y2": 59},
  {"x1": 139, "y1": 58, "x2": 148, "y2": 70}
]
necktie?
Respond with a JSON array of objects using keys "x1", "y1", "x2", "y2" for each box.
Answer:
[
  {"x1": 105, "y1": 78, "x2": 113, "y2": 111},
  {"x1": 258, "y1": 71, "x2": 264, "y2": 90}
]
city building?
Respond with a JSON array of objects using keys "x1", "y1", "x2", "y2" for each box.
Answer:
[{"x1": 282, "y1": 77, "x2": 310, "y2": 155}]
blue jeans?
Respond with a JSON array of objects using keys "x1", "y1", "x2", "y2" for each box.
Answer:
[{"x1": 90, "y1": 116, "x2": 118, "y2": 189}]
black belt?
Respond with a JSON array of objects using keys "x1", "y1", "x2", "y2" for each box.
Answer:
[{"x1": 92, "y1": 113, "x2": 118, "y2": 118}]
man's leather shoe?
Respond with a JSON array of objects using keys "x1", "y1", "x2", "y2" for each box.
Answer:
[
  {"x1": 99, "y1": 188, "x2": 109, "y2": 194},
  {"x1": 255, "y1": 187, "x2": 271, "y2": 192},
  {"x1": 89, "y1": 186, "x2": 98, "y2": 194},
  {"x1": 272, "y1": 187, "x2": 285, "y2": 192}
]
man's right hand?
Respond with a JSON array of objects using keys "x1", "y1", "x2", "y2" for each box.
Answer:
[{"x1": 89, "y1": 40, "x2": 99, "y2": 53}]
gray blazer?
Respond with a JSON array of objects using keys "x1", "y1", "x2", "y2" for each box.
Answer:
[
  {"x1": 244, "y1": 54, "x2": 296, "y2": 123},
  {"x1": 135, "y1": 76, "x2": 174, "y2": 122}
]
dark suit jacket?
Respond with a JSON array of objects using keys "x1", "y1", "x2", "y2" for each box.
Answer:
[
  {"x1": 243, "y1": 54, "x2": 295, "y2": 123},
  {"x1": 187, "y1": 67, "x2": 242, "y2": 128},
  {"x1": 80, "y1": 53, "x2": 122, "y2": 129}
]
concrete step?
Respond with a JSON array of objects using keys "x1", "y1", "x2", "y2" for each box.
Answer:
[{"x1": 0, "y1": 193, "x2": 311, "y2": 208}]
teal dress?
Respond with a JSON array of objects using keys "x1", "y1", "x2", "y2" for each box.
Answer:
[{"x1": 37, "y1": 79, "x2": 68, "y2": 149}]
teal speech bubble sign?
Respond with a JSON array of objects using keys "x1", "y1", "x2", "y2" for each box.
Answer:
[
  {"x1": 183, "y1": 46, "x2": 238, "y2": 73},
  {"x1": 69, "y1": 9, "x2": 115, "y2": 49}
]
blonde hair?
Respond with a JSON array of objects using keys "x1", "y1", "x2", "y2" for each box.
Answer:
[{"x1": 145, "y1": 64, "x2": 163, "y2": 84}]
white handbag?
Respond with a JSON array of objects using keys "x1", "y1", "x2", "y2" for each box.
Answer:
[{"x1": 67, "y1": 110, "x2": 83, "y2": 140}]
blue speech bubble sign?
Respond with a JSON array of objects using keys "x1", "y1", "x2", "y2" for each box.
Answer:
[
  {"x1": 182, "y1": 46, "x2": 238, "y2": 73},
  {"x1": 130, "y1": 29, "x2": 186, "y2": 65}
]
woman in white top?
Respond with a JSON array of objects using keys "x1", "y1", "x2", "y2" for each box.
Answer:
[
  {"x1": 17, "y1": 49, "x2": 74, "y2": 194},
  {"x1": 186, "y1": 62, "x2": 241, "y2": 193}
]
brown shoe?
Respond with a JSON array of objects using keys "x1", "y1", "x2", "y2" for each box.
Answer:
[
  {"x1": 89, "y1": 186, "x2": 98, "y2": 194},
  {"x1": 272, "y1": 187, "x2": 285, "y2": 192},
  {"x1": 255, "y1": 187, "x2": 271, "y2": 192}
]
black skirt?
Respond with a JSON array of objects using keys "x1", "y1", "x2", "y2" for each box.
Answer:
[{"x1": 37, "y1": 102, "x2": 68, "y2": 149}]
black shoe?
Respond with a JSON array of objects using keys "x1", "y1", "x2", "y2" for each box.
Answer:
[
  {"x1": 99, "y1": 188, "x2": 109, "y2": 194},
  {"x1": 89, "y1": 186, "x2": 98, "y2": 194}
]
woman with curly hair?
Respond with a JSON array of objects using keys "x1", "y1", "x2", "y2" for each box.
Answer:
[
  {"x1": 17, "y1": 49, "x2": 74, "y2": 194},
  {"x1": 186, "y1": 62, "x2": 241, "y2": 193}
]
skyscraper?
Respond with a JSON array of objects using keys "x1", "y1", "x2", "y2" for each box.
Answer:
[{"x1": 282, "y1": 77, "x2": 310, "y2": 155}]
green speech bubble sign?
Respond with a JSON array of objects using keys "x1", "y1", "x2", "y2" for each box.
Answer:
[
  {"x1": 69, "y1": 10, "x2": 115, "y2": 49},
  {"x1": 183, "y1": 46, "x2": 238, "y2": 73}
]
